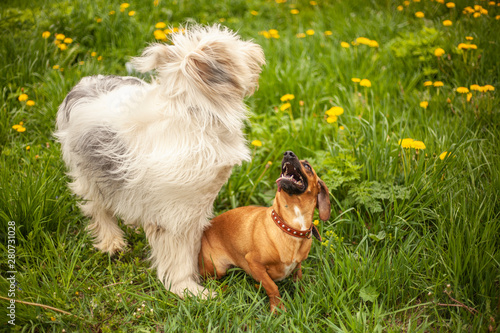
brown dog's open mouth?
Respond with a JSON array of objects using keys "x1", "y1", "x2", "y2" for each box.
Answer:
[{"x1": 277, "y1": 161, "x2": 306, "y2": 194}]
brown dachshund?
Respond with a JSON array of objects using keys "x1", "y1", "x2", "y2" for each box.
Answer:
[{"x1": 199, "y1": 150, "x2": 331, "y2": 312}]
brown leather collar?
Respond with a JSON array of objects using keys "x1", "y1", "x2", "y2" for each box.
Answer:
[{"x1": 271, "y1": 209, "x2": 322, "y2": 241}]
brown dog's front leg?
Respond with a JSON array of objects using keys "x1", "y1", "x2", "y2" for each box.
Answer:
[
  {"x1": 292, "y1": 262, "x2": 303, "y2": 282},
  {"x1": 245, "y1": 253, "x2": 284, "y2": 313}
]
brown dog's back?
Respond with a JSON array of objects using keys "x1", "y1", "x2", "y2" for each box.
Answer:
[{"x1": 199, "y1": 206, "x2": 268, "y2": 278}]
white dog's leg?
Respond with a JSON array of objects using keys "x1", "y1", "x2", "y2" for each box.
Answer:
[
  {"x1": 144, "y1": 222, "x2": 211, "y2": 298},
  {"x1": 82, "y1": 201, "x2": 127, "y2": 254}
]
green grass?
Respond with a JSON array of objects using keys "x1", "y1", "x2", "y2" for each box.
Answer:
[{"x1": 1, "y1": 0, "x2": 499, "y2": 331}]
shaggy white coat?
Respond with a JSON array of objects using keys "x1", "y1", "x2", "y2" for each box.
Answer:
[{"x1": 55, "y1": 25, "x2": 265, "y2": 297}]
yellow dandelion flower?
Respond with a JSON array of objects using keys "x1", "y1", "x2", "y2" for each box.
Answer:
[
  {"x1": 473, "y1": 12, "x2": 481, "y2": 18},
  {"x1": 280, "y1": 94, "x2": 295, "y2": 102},
  {"x1": 97, "y1": 56, "x2": 103, "y2": 61},
  {"x1": 458, "y1": 43, "x2": 468, "y2": 50},
  {"x1": 154, "y1": 30, "x2": 167, "y2": 40},
  {"x1": 260, "y1": 31, "x2": 271, "y2": 39},
  {"x1": 251, "y1": 140, "x2": 262, "y2": 147},
  {"x1": 466, "y1": 36, "x2": 474, "y2": 41},
  {"x1": 18, "y1": 94, "x2": 28, "y2": 102},
  {"x1": 26, "y1": 100, "x2": 35, "y2": 106},
  {"x1": 443, "y1": 20, "x2": 452, "y2": 26},
  {"x1": 306, "y1": 29, "x2": 315, "y2": 36},
  {"x1": 280, "y1": 103, "x2": 291, "y2": 111},
  {"x1": 296, "y1": 32, "x2": 306, "y2": 38},
  {"x1": 489, "y1": 1, "x2": 496, "y2": 5},
  {"x1": 250, "y1": 10, "x2": 258, "y2": 15},
  {"x1": 120, "y1": 3, "x2": 130, "y2": 8},
  {"x1": 326, "y1": 115, "x2": 338, "y2": 123},
  {"x1": 341, "y1": 41, "x2": 350, "y2": 48},
  {"x1": 404, "y1": 0, "x2": 410, "y2": 5},
  {"x1": 79, "y1": 61, "x2": 84, "y2": 65},
  {"x1": 433, "y1": 81, "x2": 444, "y2": 87},
  {"x1": 154, "y1": 0, "x2": 160, "y2": 6},
  {"x1": 326, "y1": 106, "x2": 344, "y2": 116},
  {"x1": 351, "y1": 78, "x2": 361, "y2": 83},
  {"x1": 155, "y1": 22, "x2": 167, "y2": 29},
  {"x1": 439, "y1": 151, "x2": 450, "y2": 160},
  {"x1": 339, "y1": 126, "x2": 345, "y2": 130},
  {"x1": 470, "y1": 84, "x2": 481, "y2": 91},
  {"x1": 368, "y1": 40, "x2": 379, "y2": 48},
  {"x1": 355, "y1": 37, "x2": 370, "y2": 45},
  {"x1": 446, "y1": 2, "x2": 455, "y2": 8},
  {"x1": 463, "y1": 6, "x2": 474, "y2": 14},
  {"x1": 290, "y1": 9, "x2": 299, "y2": 14},
  {"x1": 397, "y1": 5, "x2": 403, "y2": 11},
  {"x1": 313, "y1": 220, "x2": 319, "y2": 226},
  {"x1": 64, "y1": 37, "x2": 73, "y2": 44},
  {"x1": 420, "y1": 101, "x2": 428, "y2": 109},
  {"x1": 399, "y1": 138, "x2": 414, "y2": 149},
  {"x1": 467, "y1": 93, "x2": 472, "y2": 102},
  {"x1": 109, "y1": 10, "x2": 116, "y2": 15},
  {"x1": 310, "y1": 1, "x2": 317, "y2": 5},
  {"x1": 468, "y1": 44, "x2": 477, "y2": 50},
  {"x1": 360, "y1": 79, "x2": 371, "y2": 87},
  {"x1": 91, "y1": 52, "x2": 97, "y2": 57},
  {"x1": 324, "y1": 31, "x2": 333, "y2": 36},
  {"x1": 269, "y1": 29, "x2": 280, "y2": 39},
  {"x1": 434, "y1": 48, "x2": 445, "y2": 57},
  {"x1": 55, "y1": 33, "x2": 65, "y2": 40},
  {"x1": 96, "y1": 18, "x2": 102, "y2": 23},
  {"x1": 411, "y1": 140, "x2": 426, "y2": 150},
  {"x1": 58, "y1": 43, "x2": 67, "y2": 50},
  {"x1": 26, "y1": 145, "x2": 30, "y2": 150},
  {"x1": 52, "y1": 65, "x2": 60, "y2": 69},
  {"x1": 483, "y1": 85, "x2": 495, "y2": 91},
  {"x1": 415, "y1": 11, "x2": 425, "y2": 18},
  {"x1": 128, "y1": 11, "x2": 136, "y2": 16},
  {"x1": 42, "y1": 31, "x2": 50, "y2": 39},
  {"x1": 496, "y1": 15, "x2": 500, "y2": 20},
  {"x1": 51, "y1": 317, "x2": 56, "y2": 322},
  {"x1": 456, "y1": 87, "x2": 469, "y2": 94},
  {"x1": 424, "y1": 81, "x2": 433, "y2": 87}
]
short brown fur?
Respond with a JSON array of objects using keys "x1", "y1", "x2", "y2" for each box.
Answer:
[{"x1": 199, "y1": 154, "x2": 330, "y2": 312}]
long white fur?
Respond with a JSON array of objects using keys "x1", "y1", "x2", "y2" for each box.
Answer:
[{"x1": 54, "y1": 25, "x2": 265, "y2": 297}]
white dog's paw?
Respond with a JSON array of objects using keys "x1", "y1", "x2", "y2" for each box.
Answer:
[
  {"x1": 198, "y1": 288, "x2": 218, "y2": 300},
  {"x1": 172, "y1": 281, "x2": 216, "y2": 299},
  {"x1": 94, "y1": 236, "x2": 127, "y2": 255}
]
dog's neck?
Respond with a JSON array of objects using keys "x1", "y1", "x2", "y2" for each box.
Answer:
[{"x1": 272, "y1": 192, "x2": 316, "y2": 231}]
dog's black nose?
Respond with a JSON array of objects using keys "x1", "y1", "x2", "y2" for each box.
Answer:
[{"x1": 284, "y1": 151, "x2": 296, "y2": 159}]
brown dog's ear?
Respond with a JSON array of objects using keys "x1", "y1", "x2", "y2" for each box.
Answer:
[{"x1": 317, "y1": 179, "x2": 331, "y2": 221}]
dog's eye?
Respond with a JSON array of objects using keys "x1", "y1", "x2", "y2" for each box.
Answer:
[{"x1": 304, "y1": 163, "x2": 311, "y2": 171}]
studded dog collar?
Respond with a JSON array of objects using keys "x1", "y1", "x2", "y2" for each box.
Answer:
[{"x1": 271, "y1": 209, "x2": 322, "y2": 241}]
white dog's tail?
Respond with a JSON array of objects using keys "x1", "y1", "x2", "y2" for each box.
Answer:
[{"x1": 131, "y1": 25, "x2": 265, "y2": 111}]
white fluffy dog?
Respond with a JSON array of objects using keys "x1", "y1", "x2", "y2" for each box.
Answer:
[{"x1": 55, "y1": 25, "x2": 265, "y2": 297}]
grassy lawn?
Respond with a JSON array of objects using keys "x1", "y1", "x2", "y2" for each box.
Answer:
[{"x1": 1, "y1": 0, "x2": 499, "y2": 331}]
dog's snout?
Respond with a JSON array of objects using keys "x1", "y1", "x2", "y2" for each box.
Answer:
[{"x1": 284, "y1": 151, "x2": 296, "y2": 159}]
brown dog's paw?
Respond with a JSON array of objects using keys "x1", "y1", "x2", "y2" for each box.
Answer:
[{"x1": 270, "y1": 297, "x2": 286, "y2": 314}]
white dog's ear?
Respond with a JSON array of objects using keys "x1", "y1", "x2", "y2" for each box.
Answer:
[
  {"x1": 131, "y1": 44, "x2": 171, "y2": 73},
  {"x1": 240, "y1": 41, "x2": 266, "y2": 96},
  {"x1": 182, "y1": 40, "x2": 244, "y2": 100}
]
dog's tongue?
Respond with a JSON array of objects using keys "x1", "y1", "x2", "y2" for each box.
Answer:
[{"x1": 276, "y1": 178, "x2": 282, "y2": 192}]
